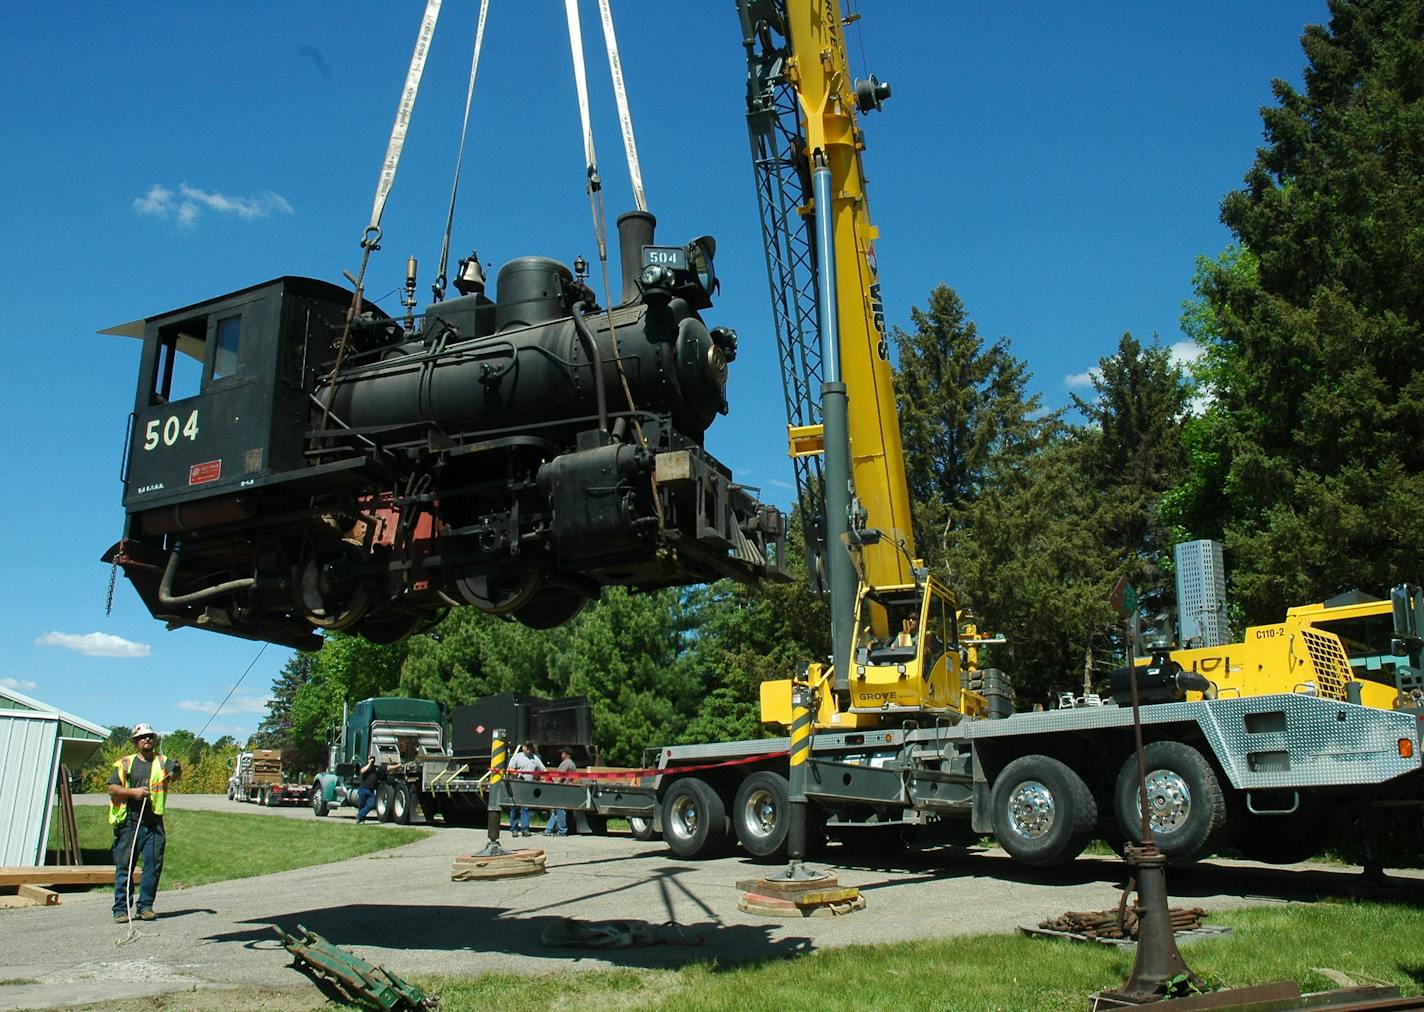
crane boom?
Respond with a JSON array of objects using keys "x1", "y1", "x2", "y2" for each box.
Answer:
[
  {"x1": 744, "y1": 1, "x2": 977, "y2": 722},
  {"x1": 741, "y1": 2, "x2": 914, "y2": 587}
]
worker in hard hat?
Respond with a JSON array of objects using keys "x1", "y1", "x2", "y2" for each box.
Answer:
[{"x1": 107, "y1": 723, "x2": 181, "y2": 923}]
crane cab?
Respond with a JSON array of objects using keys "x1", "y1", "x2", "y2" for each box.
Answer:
[{"x1": 846, "y1": 578, "x2": 963, "y2": 716}]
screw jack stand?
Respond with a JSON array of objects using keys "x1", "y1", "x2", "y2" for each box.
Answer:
[{"x1": 1096, "y1": 845, "x2": 1206, "y2": 1005}]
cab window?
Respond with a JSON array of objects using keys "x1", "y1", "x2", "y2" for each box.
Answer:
[{"x1": 212, "y1": 315, "x2": 242, "y2": 380}]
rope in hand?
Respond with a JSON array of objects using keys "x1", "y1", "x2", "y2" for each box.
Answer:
[{"x1": 115, "y1": 795, "x2": 156, "y2": 947}]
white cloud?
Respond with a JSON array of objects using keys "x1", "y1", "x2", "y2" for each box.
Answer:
[
  {"x1": 35, "y1": 631, "x2": 151, "y2": 658},
  {"x1": 0, "y1": 677, "x2": 38, "y2": 691},
  {"x1": 178, "y1": 694, "x2": 270, "y2": 716},
  {"x1": 1169, "y1": 340, "x2": 1204, "y2": 368},
  {"x1": 133, "y1": 181, "x2": 293, "y2": 226},
  {"x1": 1065, "y1": 368, "x2": 1100, "y2": 389}
]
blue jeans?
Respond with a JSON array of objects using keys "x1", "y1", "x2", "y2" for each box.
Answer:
[
  {"x1": 355, "y1": 787, "x2": 377, "y2": 823},
  {"x1": 512, "y1": 806, "x2": 533, "y2": 833},
  {"x1": 544, "y1": 809, "x2": 568, "y2": 835},
  {"x1": 113, "y1": 819, "x2": 165, "y2": 916}
]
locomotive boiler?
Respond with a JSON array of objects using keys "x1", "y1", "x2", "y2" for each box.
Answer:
[{"x1": 104, "y1": 211, "x2": 785, "y2": 650}]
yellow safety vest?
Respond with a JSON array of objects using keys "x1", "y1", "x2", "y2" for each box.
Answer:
[{"x1": 108, "y1": 753, "x2": 170, "y2": 825}]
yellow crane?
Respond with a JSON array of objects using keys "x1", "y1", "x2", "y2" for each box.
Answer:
[{"x1": 742, "y1": 0, "x2": 986, "y2": 727}]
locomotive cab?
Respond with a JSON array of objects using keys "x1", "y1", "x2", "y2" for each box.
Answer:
[{"x1": 119, "y1": 277, "x2": 364, "y2": 524}]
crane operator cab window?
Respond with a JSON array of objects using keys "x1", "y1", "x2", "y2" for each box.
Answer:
[{"x1": 858, "y1": 589, "x2": 952, "y2": 668}]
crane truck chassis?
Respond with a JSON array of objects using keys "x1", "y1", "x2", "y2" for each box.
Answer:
[{"x1": 499, "y1": 684, "x2": 1422, "y2": 867}]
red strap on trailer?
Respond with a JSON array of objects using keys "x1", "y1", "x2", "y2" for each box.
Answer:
[{"x1": 515, "y1": 749, "x2": 790, "y2": 785}]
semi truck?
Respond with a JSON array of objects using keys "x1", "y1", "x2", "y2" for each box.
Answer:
[
  {"x1": 491, "y1": 0, "x2": 1424, "y2": 870},
  {"x1": 227, "y1": 749, "x2": 313, "y2": 807},
  {"x1": 311, "y1": 694, "x2": 598, "y2": 826}
]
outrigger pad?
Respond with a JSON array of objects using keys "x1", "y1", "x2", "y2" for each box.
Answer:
[{"x1": 450, "y1": 848, "x2": 547, "y2": 879}]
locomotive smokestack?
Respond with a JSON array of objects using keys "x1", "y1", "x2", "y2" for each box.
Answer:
[{"x1": 617, "y1": 210, "x2": 656, "y2": 305}]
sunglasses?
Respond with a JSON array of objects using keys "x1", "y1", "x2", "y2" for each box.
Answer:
[{"x1": 136, "y1": 735, "x2": 156, "y2": 741}]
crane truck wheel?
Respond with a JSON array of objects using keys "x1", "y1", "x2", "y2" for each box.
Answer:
[
  {"x1": 391, "y1": 782, "x2": 412, "y2": 825},
  {"x1": 312, "y1": 790, "x2": 329, "y2": 817},
  {"x1": 661, "y1": 777, "x2": 732, "y2": 859},
  {"x1": 628, "y1": 815, "x2": 658, "y2": 841},
  {"x1": 1112, "y1": 741, "x2": 1224, "y2": 862},
  {"x1": 733, "y1": 771, "x2": 790, "y2": 860},
  {"x1": 227, "y1": 784, "x2": 236, "y2": 801},
  {"x1": 375, "y1": 783, "x2": 395, "y2": 823},
  {"x1": 990, "y1": 755, "x2": 1097, "y2": 867}
]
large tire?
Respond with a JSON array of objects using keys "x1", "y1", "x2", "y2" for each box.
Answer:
[
  {"x1": 990, "y1": 754, "x2": 1097, "y2": 867},
  {"x1": 312, "y1": 790, "x2": 329, "y2": 817},
  {"x1": 1113, "y1": 741, "x2": 1225, "y2": 862},
  {"x1": 375, "y1": 783, "x2": 395, "y2": 823},
  {"x1": 733, "y1": 771, "x2": 790, "y2": 861},
  {"x1": 391, "y1": 782, "x2": 412, "y2": 826},
  {"x1": 628, "y1": 815, "x2": 658, "y2": 841},
  {"x1": 661, "y1": 778, "x2": 731, "y2": 859},
  {"x1": 227, "y1": 784, "x2": 237, "y2": 801}
]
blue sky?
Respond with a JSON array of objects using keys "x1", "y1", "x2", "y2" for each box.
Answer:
[{"x1": 1, "y1": 3, "x2": 1323, "y2": 742}]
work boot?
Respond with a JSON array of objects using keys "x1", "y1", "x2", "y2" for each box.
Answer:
[
  {"x1": 114, "y1": 913, "x2": 127, "y2": 924},
  {"x1": 140, "y1": 909, "x2": 157, "y2": 921}
]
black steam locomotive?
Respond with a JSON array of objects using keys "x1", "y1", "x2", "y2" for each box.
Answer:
[{"x1": 104, "y1": 212, "x2": 784, "y2": 650}]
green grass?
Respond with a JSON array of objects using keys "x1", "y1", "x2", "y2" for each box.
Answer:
[
  {"x1": 409, "y1": 900, "x2": 1424, "y2": 1012},
  {"x1": 48, "y1": 806, "x2": 429, "y2": 889}
]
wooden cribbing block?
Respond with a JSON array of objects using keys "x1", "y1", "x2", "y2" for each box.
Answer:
[{"x1": 17, "y1": 884, "x2": 59, "y2": 905}]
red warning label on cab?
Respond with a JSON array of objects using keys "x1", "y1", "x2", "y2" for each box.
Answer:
[{"x1": 189, "y1": 460, "x2": 222, "y2": 485}]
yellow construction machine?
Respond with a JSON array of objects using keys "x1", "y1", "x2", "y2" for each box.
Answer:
[{"x1": 1147, "y1": 588, "x2": 1424, "y2": 714}]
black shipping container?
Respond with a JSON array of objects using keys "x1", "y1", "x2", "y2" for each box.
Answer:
[{"x1": 448, "y1": 694, "x2": 596, "y2": 767}]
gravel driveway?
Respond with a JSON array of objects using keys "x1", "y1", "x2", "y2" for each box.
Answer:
[{"x1": 6, "y1": 794, "x2": 1415, "y2": 1010}]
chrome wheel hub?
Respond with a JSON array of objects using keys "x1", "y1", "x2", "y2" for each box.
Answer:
[{"x1": 1007, "y1": 780, "x2": 1055, "y2": 839}]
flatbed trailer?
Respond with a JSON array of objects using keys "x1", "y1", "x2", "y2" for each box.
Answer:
[
  {"x1": 500, "y1": 691, "x2": 1423, "y2": 866},
  {"x1": 228, "y1": 750, "x2": 313, "y2": 807}
]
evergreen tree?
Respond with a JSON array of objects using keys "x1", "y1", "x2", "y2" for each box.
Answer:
[
  {"x1": 892, "y1": 285, "x2": 1055, "y2": 568},
  {"x1": 1073, "y1": 332, "x2": 1194, "y2": 645},
  {"x1": 251, "y1": 651, "x2": 315, "y2": 751},
  {"x1": 1184, "y1": 0, "x2": 1424, "y2": 620}
]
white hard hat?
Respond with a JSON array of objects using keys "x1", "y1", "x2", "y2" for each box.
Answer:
[{"x1": 131, "y1": 723, "x2": 157, "y2": 740}]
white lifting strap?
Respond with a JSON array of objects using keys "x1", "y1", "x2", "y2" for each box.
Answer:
[
  {"x1": 369, "y1": 0, "x2": 443, "y2": 235},
  {"x1": 564, "y1": 0, "x2": 600, "y2": 195},
  {"x1": 435, "y1": 0, "x2": 492, "y2": 295},
  {"x1": 597, "y1": 0, "x2": 647, "y2": 213}
]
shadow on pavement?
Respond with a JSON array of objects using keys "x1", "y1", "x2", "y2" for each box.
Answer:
[{"x1": 204, "y1": 900, "x2": 813, "y2": 972}]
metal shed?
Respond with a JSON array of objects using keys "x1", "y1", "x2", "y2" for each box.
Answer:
[{"x1": 0, "y1": 686, "x2": 109, "y2": 866}]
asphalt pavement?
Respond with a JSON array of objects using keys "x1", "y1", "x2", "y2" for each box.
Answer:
[{"x1": 5, "y1": 794, "x2": 1417, "y2": 1010}]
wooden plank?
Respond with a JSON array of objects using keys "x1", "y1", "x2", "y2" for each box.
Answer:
[
  {"x1": 17, "y1": 884, "x2": 59, "y2": 906},
  {"x1": 0, "y1": 866, "x2": 115, "y2": 887}
]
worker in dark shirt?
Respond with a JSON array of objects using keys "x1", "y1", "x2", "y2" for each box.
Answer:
[
  {"x1": 107, "y1": 723, "x2": 181, "y2": 923},
  {"x1": 355, "y1": 755, "x2": 380, "y2": 824}
]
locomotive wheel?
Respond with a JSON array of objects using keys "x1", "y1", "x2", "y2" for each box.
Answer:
[
  {"x1": 355, "y1": 609, "x2": 422, "y2": 645},
  {"x1": 513, "y1": 590, "x2": 587, "y2": 629},
  {"x1": 298, "y1": 540, "x2": 374, "y2": 631},
  {"x1": 455, "y1": 564, "x2": 543, "y2": 615}
]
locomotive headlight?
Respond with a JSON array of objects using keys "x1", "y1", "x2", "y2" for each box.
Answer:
[{"x1": 688, "y1": 235, "x2": 717, "y2": 299}]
